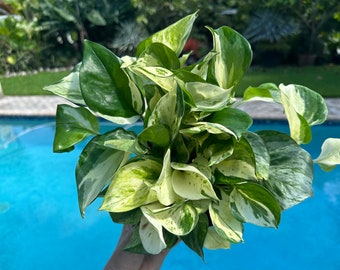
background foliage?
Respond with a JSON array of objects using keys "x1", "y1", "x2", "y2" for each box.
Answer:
[{"x1": 0, "y1": 0, "x2": 340, "y2": 74}]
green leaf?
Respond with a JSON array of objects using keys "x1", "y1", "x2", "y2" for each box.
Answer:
[
  {"x1": 171, "y1": 162, "x2": 218, "y2": 200},
  {"x1": 124, "y1": 225, "x2": 148, "y2": 254},
  {"x1": 203, "y1": 227, "x2": 231, "y2": 250},
  {"x1": 138, "y1": 124, "x2": 170, "y2": 148},
  {"x1": 100, "y1": 157, "x2": 162, "y2": 212},
  {"x1": 314, "y1": 138, "x2": 340, "y2": 172},
  {"x1": 138, "y1": 42, "x2": 180, "y2": 69},
  {"x1": 109, "y1": 208, "x2": 142, "y2": 224},
  {"x1": 203, "y1": 137, "x2": 234, "y2": 166},
  {"x1": 279, "y1": 84, "x2": 328, "y2": 144},
  {"x1": 242, "y1": 83, "x2": 280, "y2": 103},
  {"x1": 131, "y1": 66, "x2": 175, "y2": 92},
  {"x1": 207, "y1": 26, "x2": 252, "y2": 90},
  {"x1": 185, "y1": 82, "x2": 232, "y2": 112},
  {"x1": 141, "y1": 201, "x2": 199, "y2": 236},
  {"x1": 53, "y1": 104, "x2": 99, "y2": 152},
  {"x1": 214, "y1": 137, "x2": 257, "y2": 180},
  {"x1": 229, "y1": 182, "x2": 281, "y2": 228},
  {"x1": 181, "y1": 213, "x2": 209, "y2": 259},
  {"x1": 180, "y1": 122, "x2": 236, "y2": 138},
  {"x1": 94, "y1": 128, "x2": 145, "y2": 154},
  {"x1": 243, "y1": 132, "x2": 270, "y2": 180},
  {"x1": 76, "y1": 137, "x2": 129, "y2": 217},
  {"x1": 189, "y1": 51, "x2": 217, "y2": 81},
  {"x1": 171, "y1": 134, "x2": 190, "y2": 163},
  {"x1": 209, "y1": 190, "x2": 244, "y2": 243},
  {"x1": 209, "y1": 108, "x2": 253, "y2": 139},
  {"x1": 43, "y1": 63, "x2": 85, "y2": 105},
  {"x1": 152, "y1": 149, "x2": 179, "y2": 206},
  {"x1": 139, "y1": 215, "x2": 166, "y2": 254},
  {"x1": 136, "y1": 12, "x2": 198, "y2": 57},
  {"x1": 80, "y1": 40, "x2": 140, "y2": 123},
  {"x1": 147, "y1": 85, "x2": 184, "y2": 141},
  {"x1": 257, "y1": 130, "x2": 314, "y2": 210}
]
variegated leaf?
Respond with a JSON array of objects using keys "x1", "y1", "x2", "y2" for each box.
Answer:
[
  {"x1": 209, "y1": 190, "x2": 244, "y2": 243},
  {"x1": 314, "y1": 138, "x2": 340, "y2": 172},
  {"x1": 100, "y1": 158, "x2": 162, "y2": 212},
  {"x1": 142, "y1": 202, "x2": 198, "y2": 236},
  {"x1": 257, "y1": 130, "x2": 314, "y2": 210},
  {"x1": 43, "y1": 63, "x2": 85, "y2": 105},
  {"x1": 171, "y1": 162, "x2": 218, "y2": 200},
  {"x1": 136, "y1": 12, "x2": 197, "y2": 56},
  {"x1": 153, "y1": 149, "x2": 179, "y2": 206},
  {"x1": 279, "y1": 84, "x2": 328, "y2": 144},
  {"x1": 204, "y1": 227, "x2": 231, "y2": 250},
  {"x1": 139, "y1": 215, "x2": 166, "y2": 254},
  {"x1": 185, "y1": 82, "x2": 232, "y2": 112},
  {"x1": 243, "y1": 131, "x2": 270, "y2": 180},
  {"x1": 229, "y1": 182, "x2": 281, "y2": 228},
  {"x1": 207, "y1": 26, "x2": 252, "y2": 90}
]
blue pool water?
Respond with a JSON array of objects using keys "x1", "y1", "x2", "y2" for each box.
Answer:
[{"x1": 0, "y1": 118, "x2": 339, "y2": 270}]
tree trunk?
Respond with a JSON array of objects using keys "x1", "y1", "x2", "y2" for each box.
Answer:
[{"x1": 104, "y1": 225, "x2": 171, "y2": 270}]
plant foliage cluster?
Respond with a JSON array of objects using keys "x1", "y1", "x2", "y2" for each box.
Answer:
[{"x1": 45, "y1": 13, "x2": 340, "y2": 259}]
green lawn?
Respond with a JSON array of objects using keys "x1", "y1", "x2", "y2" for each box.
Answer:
[
  {"x1": 1, "y1": 65, "x2": 340, "y2": 97},
  {"x1": 235, "y1": 65, "x2": 340, "y2": 97},
  {"x1": 0, "y1": 70, "x2": 70, "y2": 95}
]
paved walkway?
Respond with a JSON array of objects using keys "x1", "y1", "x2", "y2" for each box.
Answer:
[{"x1": 0, "y1": 93, "x2": 339, "y2": 120}]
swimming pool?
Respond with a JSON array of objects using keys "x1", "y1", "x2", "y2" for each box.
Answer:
[{"x1": 0, "y1": 118, "x2": 339, "y2": 270}]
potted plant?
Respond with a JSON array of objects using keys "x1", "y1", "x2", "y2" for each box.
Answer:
[{"x1": 45, "y1": 12, "x2": 340, "y2": 269}]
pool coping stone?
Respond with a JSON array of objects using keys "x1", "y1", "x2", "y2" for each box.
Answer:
[{"x1": 0, "y1": 95, "x2": 339, "y2": 121}]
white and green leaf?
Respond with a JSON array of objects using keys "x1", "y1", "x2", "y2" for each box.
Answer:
[
  {"x1": 279, "y1": 84, "x2": 328, "y2": 144},
  {"x1": 314, "y1": 138, "x2": 340, "y2": 172},
  {"x1": 209, "y1": 108, "x2": 253, "y2": 139},
  {"x1": 243, "y1": 132, "x2": 270, "y2": 180},
  {"x1": 136, "y1": 12, "x2": 198, "y2": 56},
  {"x1": 207, "y1": 26, "x2": 252, "y2": 90},
  {"x1": 214, "y1": 137, "x2": 258, "y2": 180},
  {"x1": 54, "y1": 104, "x2": 99, "y2": 152},
  {"x1": 181, "y1": 213, "x2": 209, "y2": 259},
  {"x1": 180, "y1": 122, "x2": 237, "y2": 137},
  {"x1": 139, "y1": 215, "x2": 166, "y2": 254},
  {"x1": 229, "y1": 182, "x2": 281, "y2": 228},
  {"x1": 171, "y1": 162, "x2": 218, "y2": 200},
  {"x1": 153, "y1": 149, "x2": 179, "y2": 206},
  {"x1": 100, "y1": 158, "x2": 162, "y2": 212},
  {"x1": 147, "y1": 85, "x2": 184, "y2": 141},
  {"x1": 131, "y1": 66, "x2": 175, "y2": 92},
  {"x1": 209, "y1": 190, "x2": 244, "y2": 243},
  {"x1": 76, "y1": 138, "x2": 129, "y2": 217},
  {"x1": 185, "y1": 82, "x2": 232, "y2": 112},
  {"x1": 94, "y1": 128, "x2": 145, "y2": 154},
  {"x1": 43, "y1": 63, "x2": 85, "y2": 105},
  {"x1": 204, "y1": 227, "x2": 231, "y2": 250},
  {"x1": 257, "y1": 130, "x2": 314, "y2": 210},
  {"x1": 142, "y1": 202, "x2": 198, "y2": 236}
]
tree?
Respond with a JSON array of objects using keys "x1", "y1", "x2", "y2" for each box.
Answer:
[
  {"x1": 0, "y1": 0, "x2": 42, "y2": 73},
  {"x1": 264, "y1": 0, "x2": 340, "y2": 55},
  {"x1": 36, "y1": 0, "x2": 133, "y2": 54}
]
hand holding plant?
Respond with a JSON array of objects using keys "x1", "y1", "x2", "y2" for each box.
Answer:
[{"x1": 45, "y1": 12, "x2": 340, "y2": 268}]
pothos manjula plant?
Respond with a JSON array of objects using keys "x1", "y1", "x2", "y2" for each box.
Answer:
[{"x1": 45, "y1": 12, "x2": 340, "y2": 258}]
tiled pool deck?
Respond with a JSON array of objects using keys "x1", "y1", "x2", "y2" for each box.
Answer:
[{"x1": 0, "y1": 93, "x2": 339, "y2": 120}]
